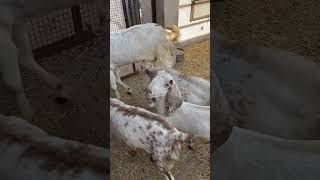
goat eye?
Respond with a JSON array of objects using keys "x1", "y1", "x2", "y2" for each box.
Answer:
[{"x1": 152, "y1": 98, "x2": 156, "y2": 102}]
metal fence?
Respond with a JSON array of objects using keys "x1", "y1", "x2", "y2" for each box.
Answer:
[
  {"x1": 28, "y1": 0, "x2": 156, "y2": 79},
  {"x1": 29, "y1": 2, "x2": 104, "y2": 58},
  {"x1": 110, "y1": 0, "x2": 156, "y2": 78}
]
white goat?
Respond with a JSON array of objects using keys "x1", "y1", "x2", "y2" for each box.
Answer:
[
  {"x1": 212, "y1": 31, "x2": 320, "y2": 139},
  {"x1": 110, "y1": 23, "x2": 180, "y2": 99},
  {"x1": 0, "y1": 114, "x2": 109, "y2": 180},
  {"x1": 145, "y1": 67, "x2": 210, "y2": 106},
  {"x1": 145, "y1": 70, "x2": 210, "y2": 140},
  {"x1": 212, "y1": 66, "x2": 320, "y2": 180},
  {"x1": 213, "y1": 127, "x2": 320, "y2": 180},
  {"x1": 0, "y1": 0, "x2": 106, "y2": 121},
  {"x1": 110, "y1": 98, "x2": 208, "y2": 180}
]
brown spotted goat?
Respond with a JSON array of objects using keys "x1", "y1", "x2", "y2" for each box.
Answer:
[{"x1": 110, "y1": 98, "x2": 208, "y2": 180}]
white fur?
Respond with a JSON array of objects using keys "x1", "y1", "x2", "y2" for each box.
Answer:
[
  {"x1": 146, "y1": 70, "x2": 210, "y2": 140},
  {"x1": 110, "y1": 23, "x2": 178, "y2": 99},
  {"x1": 213, "y1": 32, "x2": 320, "y2": 139},
  {"x1": 146, "y1": 68, "x2": 210, "y2": 106},
  {"x1": 110, "y1": 98, "x2": 207, "y2": 180},
  {"x1": 214, "y1": 127, "x2": 320, "y2": 180},
  {"x1": 110, "y1": 98, "x2": 180, "y2": 180},
  {"x1": 168, "y1": 102, "x2": 210, "y2": 139},
  {"x1": 0, "y1": 0, "x2": 106, "y2": 120},
  {"x1": 0, "y1": 114, "x2": 108, "y2": 180}
]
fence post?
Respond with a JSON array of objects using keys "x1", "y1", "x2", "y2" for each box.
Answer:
[
  {"x1": 152, "y1": 0, "x2": 157, "y2": 23},
  {"x1": 155, "y1": 0, "x2": 179, "y2": 26},
  {"x1": 155, "y1": 0, "x2": 164, "y2": 26},
  {"x1": 71, "y1": 5, "x2": 84, "y2": 33},
  {"x1": 163, "y1": 0, "x2": 179, "y2": 27}
]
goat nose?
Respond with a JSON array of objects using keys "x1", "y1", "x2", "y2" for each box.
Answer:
[{"x1": 145, "y1": 89, "x2": 152, "y2": 94}]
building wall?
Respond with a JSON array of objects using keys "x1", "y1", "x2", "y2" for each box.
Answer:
[{"x1": 178, "y1": 0, "x2": 210, "y2": 43}]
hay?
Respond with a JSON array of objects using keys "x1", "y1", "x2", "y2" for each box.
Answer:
[{"x1": 176, "y1": 40, "x2": 210, "y2": 80}]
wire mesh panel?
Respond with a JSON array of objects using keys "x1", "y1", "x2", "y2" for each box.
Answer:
[
  {"x1": 29, "y1": 9, "x2": 76, "y2": 49},
  {"x1": 80, "y1": 2, "x2": 105, "y2": 31},
  {"x1": 110, "y1": 0, "x2": 127, "y2": 32},
  {"x1": 28, "y1": 1, "x2": 107, "y2": 58},
  {"x1": 27, "y1": 0, "x2": 155, "y2": 78},
  {"x1": 139, "y1": 0, "x2": 153, "y2": 24},
  {"x1": 110, "y1": 0, "x2": 134, "y2": 78},
  {"x1": 110, "y1": 0, "x2": 155, "y2": 78}
]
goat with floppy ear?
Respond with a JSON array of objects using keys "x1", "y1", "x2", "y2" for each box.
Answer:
[
  {"x1": 145, "y1": 70, "x2": 210, "y2": 140},
  {"x1": 145, "y1": 67, "x2": 210, "y2": 106}
]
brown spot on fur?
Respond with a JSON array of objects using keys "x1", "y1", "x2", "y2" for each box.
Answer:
[
  {"x1": 150, "y1": 134, "x2": 156, "y2": 140},
  {"x1": 124, "y1": 122, "x2": 128, "y2": 127},
  {"x1": 111, "y1": 101, "x2": 173, "y2": 130},
  {"x1": 147, "y1": 124, "x2": 152, "y2": 130},
  {"x1": 157, "y1": 131, "x2": 163, "y2": 136},
  {"x1": 133, "y1": 128, "x2": 136, "y2": 133},
  {"x1": 139, "y1": 126, "x2": 143, "y2": 130}
]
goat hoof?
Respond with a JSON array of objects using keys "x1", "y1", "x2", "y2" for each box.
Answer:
[
  {"x1": 149, "y1": 156, "x2": 156, "y2": 163},
  {"x1": 55, "y1": 96, "x2": 68, "y2": 104},
  {"x1": 187, "y1": 145, "x2": 196, "y2": 151}
]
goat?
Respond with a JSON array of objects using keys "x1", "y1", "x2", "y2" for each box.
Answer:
[
  {"x1": 145, "y1": 67, "x2": 210, "y2": 106},
  {"x1": 110, "y1": 23, "x2": 180, "y2": 99},
  {"x1": 145, "y1": 70, "x2": 210, "y2": 140},
  {"x1": 0, "y1": 0, "x2": 106, "y2": 120},
  {"x1": 212, "y1": 67, "x2": 320, "y2": 180},
  {"x1": 213, "y1": 126, "x2": 320, "y2": 180},
  {"x1": 110, "y1": 98, "x2": 208, "y2": 180},
  {"x1": 0, "y1": 114, "x2": 109, "y2": 180},
  {"x1": 212, "y1": 31, "x2": 320, "y2": 139}
]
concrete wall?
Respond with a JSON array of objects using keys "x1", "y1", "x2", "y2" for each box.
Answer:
[
  {"x1": 157, "y1": 0, "x2": 210, "y2": 45},
  {"x1": 178, "y1": 0, "x2": 210, "y2": 43}
]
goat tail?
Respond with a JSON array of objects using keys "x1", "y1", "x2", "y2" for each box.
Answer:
[{"x1": 165, "y1": 25, "x2": 180, "y2": 42}]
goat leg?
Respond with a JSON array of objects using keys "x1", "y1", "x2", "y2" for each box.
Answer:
[
  {"x1": 0, "y1": 28, "x2": 33, "y2": 120},
  {"x1": 12, "y1": 22, "x2": 70, "y2": 104},
  {"x1": 110, "y1": 70, "x2": 121, "y2": 99},
  {"x1": 128, "y1": 150, "x2": 137, "y2": 157},
  {"x1": 152, "y1": 156, "x2": 175, "y2": 180},
  {"x1": 114, "y1": 69, "x2": 132, "y2": 95}
]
